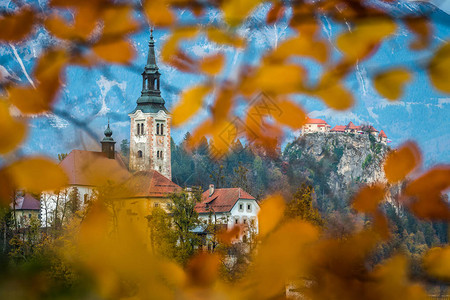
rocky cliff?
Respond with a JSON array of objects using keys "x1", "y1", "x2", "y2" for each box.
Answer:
[{"x1": 283, "y1": 132, "x2": 393, "y2": 211}]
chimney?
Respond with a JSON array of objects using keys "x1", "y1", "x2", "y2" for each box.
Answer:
[{"x1": 209, "y1": 184, "x2": 215, "y2": 196}]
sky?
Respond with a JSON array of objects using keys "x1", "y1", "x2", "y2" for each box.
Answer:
[{"x1": 0, "y1": 0, "x2": 449, "y2": 167}]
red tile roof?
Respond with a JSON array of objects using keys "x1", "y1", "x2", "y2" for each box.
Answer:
[
  {"x1": 305, "y1": 118, "x2": 328, "y2": 125},
  {"x1": 331, "y1": 125, "x2": 346, "y2": 132},
  {"x1": 60, "y1": 150, "x2": 130, "y2": 186},
  {"x1": 367, "y1": 125, "x2": 379, "y2": 132},
  {"x1": 120, "y1": 170, "x2": 181, "y2": 198},
  {"x1": 346, "y1": 121, "x2": 359, "y2": 129},
  {"x1": 379, "y1": 130, "x2": 387, "y2": 138},
  {"x1": 12, "y1": 194, "x2": 40, "y2": 210},
  {"x1": 195, "y1": 188, "x2": 256, "y2": 214}
]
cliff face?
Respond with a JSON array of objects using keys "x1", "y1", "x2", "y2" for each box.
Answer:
[{"x1": 283, "y1": 133, "x2": 392, "y2": 208}]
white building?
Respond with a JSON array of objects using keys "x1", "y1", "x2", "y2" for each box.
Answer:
[
  {"x1": 301, "y1": 118, "x2": 331, "y2": 134},
  {"x1": 195, "y1": 184, "x2": 260, "y2": 246}
]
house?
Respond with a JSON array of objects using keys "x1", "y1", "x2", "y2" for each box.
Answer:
[
  {"x1": 379, "y1": 130, "x2": 387, "y2": 144},
  {"x1": 195, "y1": 185, "x2": 260, "y2": 245},
  {"x1": 344, "y1": 121, "x2": 360, "y2": 133},
  {"x1": 11, "y1": 193, "x2": 40, "y2": 228},
  {"x1": 330, "y1": 125, "x2": 346, "y2": 133},
  {"x1": 301, "y1": 118, "x2": 331, "y2": 134}
]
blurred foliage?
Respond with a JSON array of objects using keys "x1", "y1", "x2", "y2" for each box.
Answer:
[{"x1": 0, "y1": 0, "x2": 449, "y2": 299}]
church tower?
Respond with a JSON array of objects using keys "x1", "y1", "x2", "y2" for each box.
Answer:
[{"x1": 129, "y1": 30, "x2": 171, "y2": 179}]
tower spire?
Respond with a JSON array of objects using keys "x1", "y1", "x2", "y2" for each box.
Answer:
[
  {"x1": 101, "y1": 120, "x2": 115, "y2": 159},
  {"x1": 146, "y1": 27, "x2": 157, "y2": 70}
]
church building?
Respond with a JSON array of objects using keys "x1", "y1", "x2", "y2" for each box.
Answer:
[{"x1": 128, "y1": 30, "x2": 172, "y2": 180}]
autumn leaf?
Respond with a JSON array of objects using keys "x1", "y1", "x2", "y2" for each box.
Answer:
[
  {"x1": 199, "y1": 53, "x2": 225, "y2": 76},
  {"x1": 337, "y1": 18, "x2": 396, "y2": 60},
  {"x1": 161, "y1": 27, "x2": 199, "y2": 64},
  {"x1": 92, "y1": 39, "x2": 135, "y2": 64},
  {"x1": 186, "y1": 252, "x2": 221, "y2": 287},
  {"x1": 315, "y1": 82, "x2": 355, "y2": 110},
  {"x1": 217, "y1": 225, "x2": 242, "y2": 246},
  {"x1": 352, "y1": 184, "x2": 386, "y2": 214},
  {"x1": 258, "y1": 194, "x2": 286, "y2": 237},
  {"x1": 9, "y1": 49, "x2": 68, "y2": 114},
  {"x1": 373, "y1": 68, "x2": 412, "y2": 101},
  {"x1": 0, "y1": 101, "x2": 27, "y2": 154},
  {"x1": 271, "y1": 98, "x2": 306, "y2": 129},
  {"x1": 5, "y1": 156, "x2": 69, "y2": 193},
  {"x1": 143, "y1": 0, "x2": 175, "y2": 27},
  {"x1": 206, "y1": 28, "x2": 246, "y2": 48},
  {"x1": 383, "y1": 141, "x2": 421, "y2": 184},
  {"x1": 266, "y1": 1, "x2": 285, "y2": 24},
  {"x1": 252, "y1": 63, "x2": 305, "y2": 94},
  {"x1": 405, "y1": 16, "x2": 432, "y2": 50},
  {"x1": 268, "y1": 35, "x2": 328, "y2": 64},
  {"x1": 171, "y1": 84, "x2": 211, "y2": 126},
  {"x1": 423, "y1": 246, "x2": 450, "y2": 281},
  {"x1": 102, "y1": 5, "x2": 140, "y2": 38},
  {"x1": 0, "y1": 7, "x2": 35, "y2": 42},
  {"x1": 428, "y1": 41, "x2": 450, "y2": 93},
  {"x1": 222, "y1": 0, "x2": 262, "y2": 26}
]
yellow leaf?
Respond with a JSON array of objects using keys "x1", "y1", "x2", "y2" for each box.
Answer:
[
  {"x1": 315, "y1": 82, "x2": 355, "y2": 110},
  {"x1": 9, "y1": 50, "x2": 68, "y2": 114},
  {"x1": 92, "y1": 39, "x2": 135, "y2": 64},
  {"x1": 0, "y1": 101, "x2": 27, "y2": 154},
  {"x1": 0, "y1": 7, "x2": 35, "y2": 42},
  {"x1": 253, "y1": 64, "x2": 305, "y2": 94},
  {"x1": 383, "y1": 141, "x2": 421, "y2": 184},
  {"x1": 423, "y1": 246, "x2": 450, "y2": 280},
  {"x1": 428, "y1": 41, "x2": 450, "y2": 93},
  {"x1": 222, "y1": 0, "x2": 262, "y2": 26},
  {"x1": 272, "y1": 98, "x2": 306, "y2": 129},
  {"x1": 405, "y1": 16, "x2": 432, "y2": 50},
  {"x1": 186, "y1": 252, "x2": 221, "y2": 287},
  {"x1": 171, "y1": 84, "x2": 211, "y2": 126},
  {"x1": 143, "y1": 0, "x2": 175, "y2": 27},
  {"x1": 373, "y1": 68, "x2": 412, "y2": 101},
  {"x1": 352, "y1": 184, "x2": 386, "y2": 213},
  {"x1": 45, "y1": 14, "x2": 80, "y2": 41},
  {"x1": 199, "y1": 53, "x2": 225, "y2": 76},
  {"x1": 337, "y1": 18, "x2": 396, "y2": 60},
  {"x1": 102, "y1": 5, "x2": 140, "y2": 38},
  {"x1": 5, "y1": 157, "x2": 69, "y2": 193},
  {"x1": 258, "y1": 194, "x2": 286, "y2": 237},
  {"x1": 269, "y1": 35, "x2": 328, "y2": 64},
  {"x1": 206, "y1": 28, "x2": 246, "y2": 48},
  {"x1": 161, "y1": 27, "x2": 199, "y2": 64}
]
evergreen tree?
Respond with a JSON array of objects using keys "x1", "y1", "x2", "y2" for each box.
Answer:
[{"x1": 285, "y1": 184, "x2": 324, "y2": 226}]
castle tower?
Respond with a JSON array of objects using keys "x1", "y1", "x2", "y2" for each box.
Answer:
[
  {"x1": 101, "y1": 120, "x2": 116, "y2": 159},
  {"x1": 128, "y1": 30, "x2": 171, "y2": 179}
]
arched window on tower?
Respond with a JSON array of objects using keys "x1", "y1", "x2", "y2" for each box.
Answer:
[
  {"x1": 161, "y1": 151, "x2": 163, "y2": 159},
  {"x1": 161, "y1": 124, "x2": 164, "y2": 135},
  {"x1": 137, "y1": 150, "x2": 142, "y2": 158},
  {"x1": 137, "y1": 123, "x2": 140, "y2": 135},
  {"x1": 157, "y1": 151, "x2": 159, "y2": 158},
  {"x1": 141, "y1": 123, "x2": 144, "y2": 135},
  {"x1": 156, "y1": 123, "x2": 160, "y2": 135}
]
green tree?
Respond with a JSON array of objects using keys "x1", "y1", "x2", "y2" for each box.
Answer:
[
  {"x1": 68, "y1": 187, "x2": 81, "y2": 215},
  {"x1": 120, "y1": 139, "x2": 129, "y2": 158},
  {"x1": 57, "y1": 153, "x2": 68, "y2": 162},
  {"x1": 285, "y1": 184, "x2": 324, "y2": 227}
]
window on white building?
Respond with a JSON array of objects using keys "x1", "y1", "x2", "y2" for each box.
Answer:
[
  {"x1": 239, "y1": 203, "x2": 243, "y2": 210},
  {"x1": 138, "y1": 150, "x2": 143, "y2": 158}
]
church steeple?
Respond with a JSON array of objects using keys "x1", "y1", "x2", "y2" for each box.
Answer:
[
  {"x1": 101, "y1": 119, "x2": 116, "y2": 159},
  {"x1": 131, "y1": 29, "x2": 168, "y2": 114}
]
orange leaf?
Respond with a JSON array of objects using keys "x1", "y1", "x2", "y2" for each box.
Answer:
[
  {"x1": 0, "y1": 7, "x2": 35, "y2": 42},
  {"x1": 428, "y1": 41, "x2": 450, "y2": 93},
  {"x1": 92, "y1": 39, "x2": 135, "y2": 64},
  {"x1": 269, "y1": 35, "x2": 328, "y2": 64},
  {"x1": 405, "y1": 17, "x2": 432, "y2": 50},
  {"x1": 0, "y1": 169, "x2": 15, "y2": 205},
  {"x1": 161, "y1": 27, "x2": 199, "y2": 64},
  {"x1": 266, "y1": 1, "x2": 285, "y2": 24},
  {"x1": 143, "y1": 0, "x2": 175, "y2": 27},
  {"x1": 337, "y1": 18, "x2": 396, "y2": 60},
  {"x1": 217, "y1": 225, "x2": 242, "y2": 245},
  {"x1": 373, "y1": 68, "x2": 412, "y2": 101},
  {"x1": 199, "y1": 53, "x2": 225, "y2": 76},
  {"x1": 0, "y1": 101, "x2": 27, "y2": 154},
  {"x1": 271, "y1": 98, "x2": 306, "y2": 129},
  {"x1": 383, "y1": 141, "x2": 421, "y2": 184},
  {"x1": 171, "y1": 84, "x2": 211, "y2": 126},
  {"x1": 253, "y1": 63, "x2": 305, "y2": 94},
  {"x1": 186, "y1": 252, "x2": 221, "y2": 287},
  {"x1": 352, "y1": 184, "x2": 386, "y2": 214},
  {"x1": 405, "y1": 166, "x2": 450, "y2": 220},
  {"x1": 258, "y1": 194, "x2": 286, "y2": 237},
  {"x1": 5, "y1": 156, "x2": 69, "y2": 193},
  {"x1": 315, "y1": 82, "x2": 355, "y2": 110},
  {"x1": 222, "y1": 0, "x2": 262, "y2": 26},
  {"x1": 206, "y1": 28, "x2": 246, "y2": 48},
  {"x1": 9, "y1": 50, "x2": 68, "y2": 114},
  {"x1": 102, "y1": 5, "x2": 140, "y2": 38}
]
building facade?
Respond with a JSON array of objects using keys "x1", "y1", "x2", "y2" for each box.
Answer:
[
  {"x1": 128, "y1": 31, "x2": 171, "y2": 180},
  {"x1": 301, "y1": 118, "x2": 331, "y2": 134}
]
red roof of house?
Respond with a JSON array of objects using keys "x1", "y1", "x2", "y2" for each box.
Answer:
[
  {"x1": 331, "y1": 125, "x2": 346, "y2": 132},
  {"x1": 11, "y1": 194, "x2": 40, "y2": 210},
  {"x1": 346, "y1": 121, "x2": 359, "y2": 129},
  {"x1": 305, "y1": 118, "x2": 328, "y2": 125},
  {"x1": 195, "y1": 188, "x2": 256, "y2": 214},
  {"x1": 60, "y1": 150, "x2": 130, "y2": 186},
  {"x1": 367, "y1": 125, "x2": 379, "y2": 132},
  {"x1": 119, "y1": 170, "x2": 181, "y2": 198},
  {"x1": 379, "y1": 130, "x2": 387, "y2": 138}
]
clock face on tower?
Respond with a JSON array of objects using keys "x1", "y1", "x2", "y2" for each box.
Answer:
[{"x1": 157, "y1": 136, "x2": 164, "y2": 146}]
